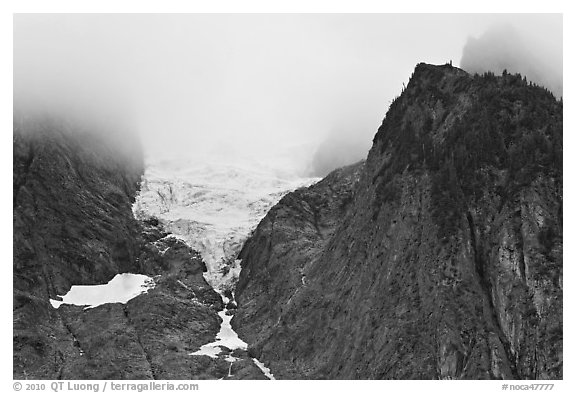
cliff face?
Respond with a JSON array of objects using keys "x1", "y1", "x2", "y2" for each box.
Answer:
[
  {"x1": 13, "y1": 116, "x2": 144, "y2": 300},
  {"x1": 233, "y1": 64, "x2": 563, "y2": 379},
  {"x1": 13, "y1": 117, "x2": 252, "y2": 379}
]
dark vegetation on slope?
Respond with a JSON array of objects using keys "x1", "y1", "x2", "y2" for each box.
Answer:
[
  {"x1": 373, "y1": 65, "x2": 561, "y2": 236},
  {"x1": 234, "y1": 63, "x2": 562, "y2": 380}
]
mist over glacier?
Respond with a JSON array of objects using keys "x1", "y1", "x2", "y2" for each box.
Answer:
[{"x1": 14, "y1": 14, "x2": 561, "y2": 176}]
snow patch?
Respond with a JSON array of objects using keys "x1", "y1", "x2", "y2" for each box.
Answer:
[
  {"x1": 190, "y1": 346, "x2": 221, "y2": 359},
  {"x1": 49, "y1": 273, "x2": 155, "y2": 310},
  {"x1": 190, "y1": 295, "x2": 248, "y2": 359},
  {"x1": 252, "y1": 358, "x2": 276, "y2": 380}
]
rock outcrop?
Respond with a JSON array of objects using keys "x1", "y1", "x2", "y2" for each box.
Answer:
[
  {"x1": 12, "y1": 116, "x2": 237, "y2": 379},
  {"x1": 233, "y1": 64, "x2": 563, "y2": 379}
]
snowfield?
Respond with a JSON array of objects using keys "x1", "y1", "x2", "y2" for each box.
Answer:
[{"x1": 50, "y1": 273, "x2": 156, "y2": 309}]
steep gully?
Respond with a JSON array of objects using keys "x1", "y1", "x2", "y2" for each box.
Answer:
[
  {"x1": 466, "y1": 212, "x2": 519, "y2": 379},
  {"x1": 132, "y1": 156, "x2": 319, "y2": 379}
]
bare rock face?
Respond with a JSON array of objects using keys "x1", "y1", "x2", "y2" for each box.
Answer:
[
  {"x1": 13, "y1": 115, "x2": 145, "y2": 300},
  {"x1": 12, "y1": 116, "x2": 229, "y2": 379},
  {"x1": 233, "y1": 64, "x2": 562, "y2": 379},
  {"x1": 52, "y1": 231, "x2": 225, "y2": 380}
]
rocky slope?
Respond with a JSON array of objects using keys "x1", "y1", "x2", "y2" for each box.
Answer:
[
  {"x1": 13, "y1": 115, "x2": 265, "y2": 379},
  {"x1": 233, "y1": 63, "x2": 563, "y2": 379}
]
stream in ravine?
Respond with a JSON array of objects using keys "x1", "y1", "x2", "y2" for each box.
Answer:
[{"x1": 132, "y1": 154, "x2": 319, "y2": 379}]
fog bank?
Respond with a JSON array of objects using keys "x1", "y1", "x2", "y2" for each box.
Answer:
[
  {"x1": 14, "y1": 14, "x2": 562, "y2": 176},
  {"x1": 460, "y1": 22, "x2": 562, "y2": 98}
]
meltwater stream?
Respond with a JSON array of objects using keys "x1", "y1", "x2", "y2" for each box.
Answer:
[{"x1": 133, "y1": 154, "x2": 319, "y2": 379}]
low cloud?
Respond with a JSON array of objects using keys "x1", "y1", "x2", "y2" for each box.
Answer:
[
  {"x1": 460, "y1": 23, "x2": 562, "y2": 97},
  {"x1": 14, "y1": 14, "x2": 562, "y2": 178},
  {"x1": 308, "y1": 126, "x2": 372, "y2": 177}
]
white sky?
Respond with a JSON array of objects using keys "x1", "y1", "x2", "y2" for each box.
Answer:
[{"x1": 13, "y1": 14, "x2": 562, "y2": 169}]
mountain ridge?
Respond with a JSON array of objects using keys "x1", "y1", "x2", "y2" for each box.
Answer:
[{"x1": 233, "y1": 63, "x2": 563, "y2": 379}]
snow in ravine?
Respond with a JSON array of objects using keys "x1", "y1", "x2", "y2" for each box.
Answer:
[
  {"x1": 133, "y1": 151, "x2": 318, "y2": 379},
  {"x1": 50, "y1": 273, "x2": 156, "y2": 310},
  {"x1": 189, "y1": 294, "x2": 248, "y2": 360},
  {"x1": 252, "y1": 358, "x2": 276, "y2": 380}
]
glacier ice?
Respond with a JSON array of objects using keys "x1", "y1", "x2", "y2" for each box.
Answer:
[
  {"x1": 133, "y1": 155, "x2": 319, "y2": 292},
  {"x1": 133, "y1": 153, "x2": 317, "y2": 379}
]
